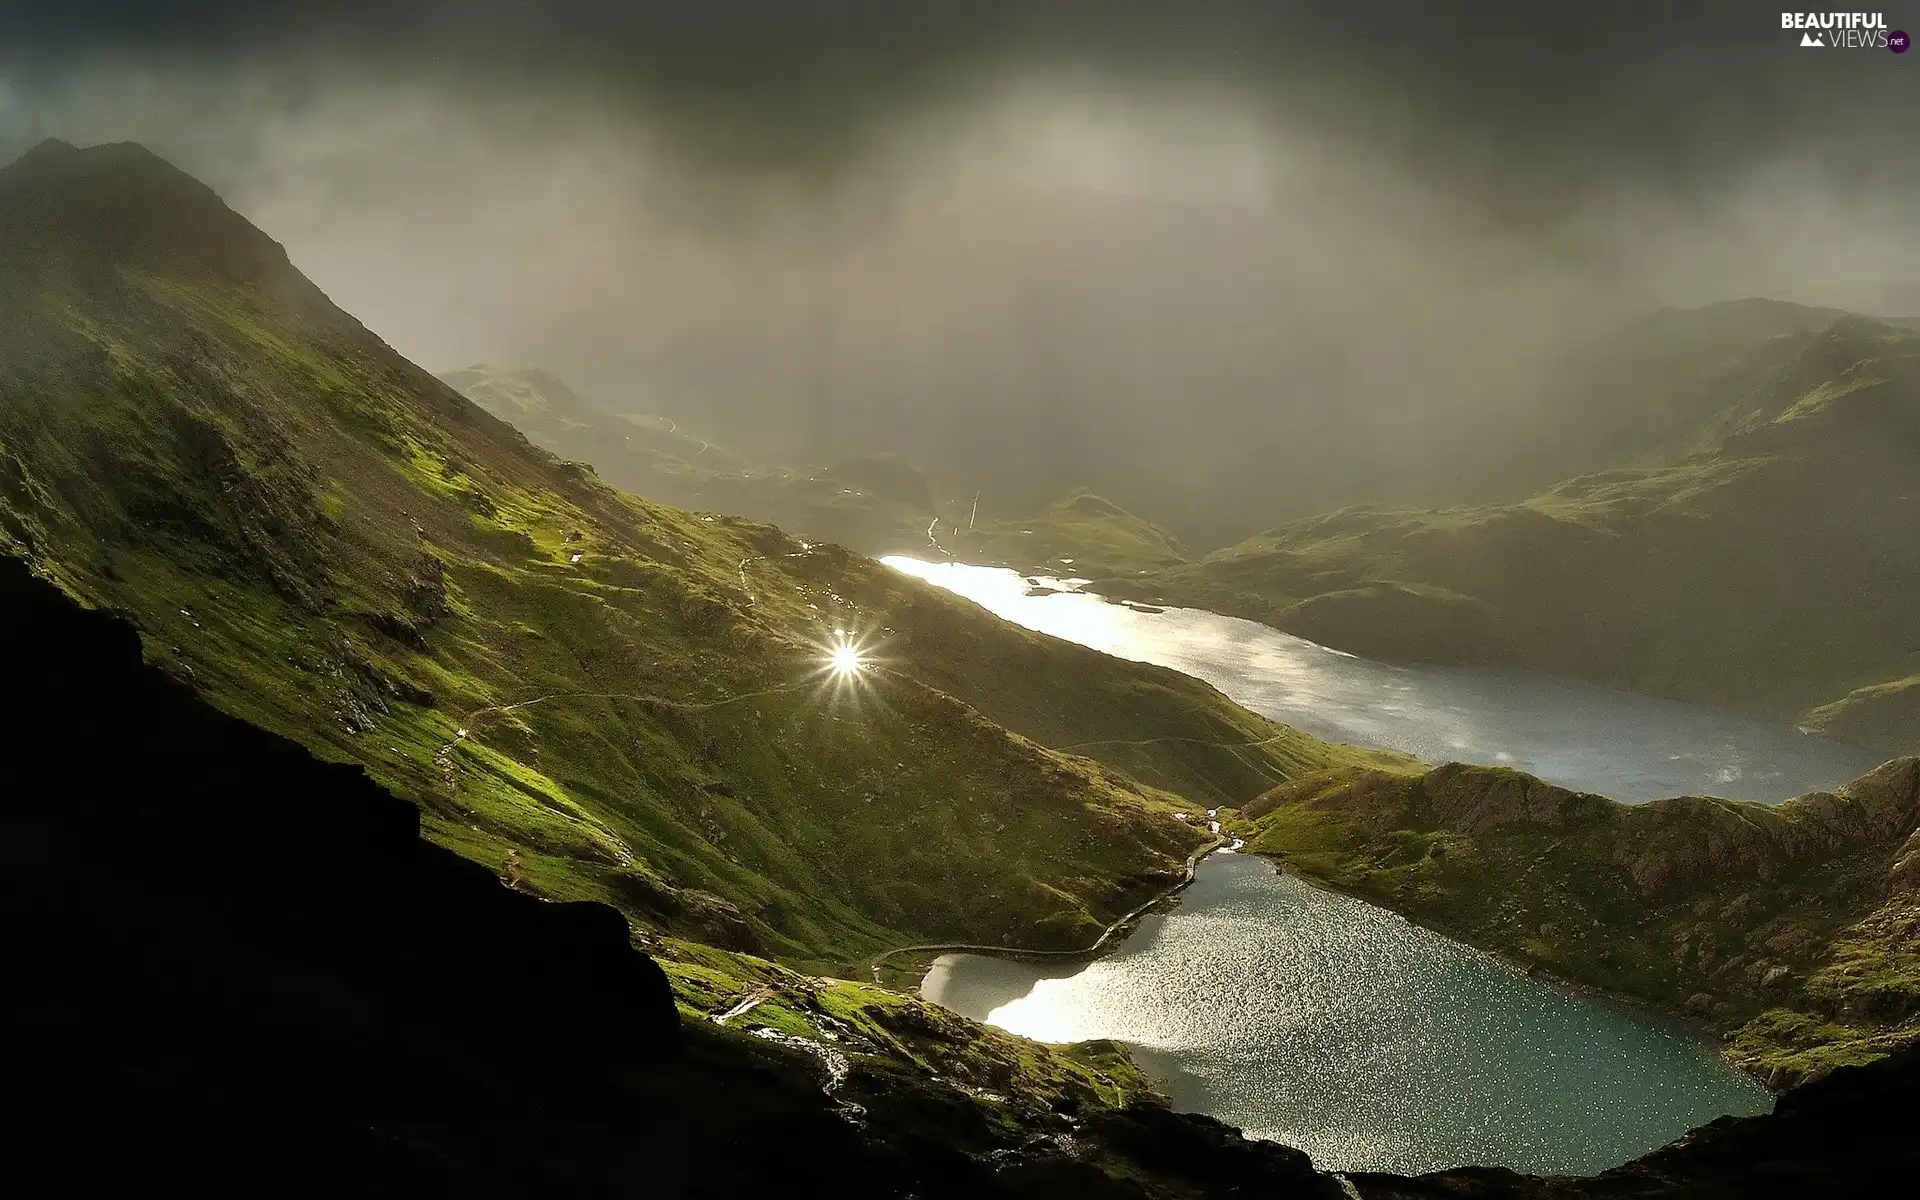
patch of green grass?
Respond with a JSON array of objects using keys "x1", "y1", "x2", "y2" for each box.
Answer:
[
  {"x1": 1, "y1": 238, "x2": 1390, "y2": 986},
  {"x1": 1800, "y1": 674, "x2": 1920, "y2": 755},
  {"x1": 650, "y1": 936, "x2": 1156, "y2": 1133},
  {"x1": 943, "y1": 489, "x2": 1190, "y2": 580}
]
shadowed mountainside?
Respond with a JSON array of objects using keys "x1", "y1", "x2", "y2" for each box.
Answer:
[
  {"x1": 1496, "y1": 298, "x2": 1865, "y2": 484},
  {"x1": 0, "y1": 548, "x2": 1348, "y2": 1197}
]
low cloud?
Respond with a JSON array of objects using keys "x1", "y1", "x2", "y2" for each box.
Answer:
[{"x1": 2, "y1": 2, "x2": 1914, "y2": 539}]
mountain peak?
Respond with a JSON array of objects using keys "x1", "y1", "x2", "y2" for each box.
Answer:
[
  {"x1": 8, "y1": 137, "x2": 80, "y2": 169},
  {"x1": 0, "y1": 140, "x2": 304, "y2": 295},
  {"x1": 3, "y1": 138, "x2": 186, "y2": 187}
]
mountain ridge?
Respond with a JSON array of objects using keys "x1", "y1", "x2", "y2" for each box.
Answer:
[
  {"x1": 0, "y1": 139, "x2": 1383, "y2": 980},
  {"x1": 1114, "y1": 309, "x2": 1920, "y2": 751},
  {"x1": 439, "y1": 360, "x2": 947, "y2": 554}
]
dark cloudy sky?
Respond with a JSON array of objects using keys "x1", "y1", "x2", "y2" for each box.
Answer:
[
  {"x1": 4, "y1": 3, "x2": 1911, "y2": 181},
  {"x1": 2, "y1": 2, "x2": 1915, "y2": 536}
]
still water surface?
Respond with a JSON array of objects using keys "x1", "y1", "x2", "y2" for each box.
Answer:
[
  {"x1": 885, "y1": 558, "x2": 1876, "y2": 1174},
  {"x1": 924, "y1": 855, "x2": 1773, "y2": 1175}
]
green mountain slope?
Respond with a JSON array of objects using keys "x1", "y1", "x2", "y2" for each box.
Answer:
[
  {"x1": 440, "y1": 362, "x2": 940, "y2": 555},
  {"x1": 1236, "y1": 758, "x2": 1920, "y2": 1085},
  {"x1": 0, "y1": 140, "x2": 1378, "y2": 981},
  {"x1": 1502, "y1": 298, "x2": 1857, "y2": 483},
  {"x1": 1123, "y1": 313, "x2": 1920, "y2": 751},
  {"x1": 0, "y1": 547, "x2": 1211, "y2": 1194},
  {"x1": 940, "y1": 489, "x2": 1191, "y2": 579}
]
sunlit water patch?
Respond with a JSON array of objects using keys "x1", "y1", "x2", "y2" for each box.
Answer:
[
  {"x1": 882, "y1": 557, "x2": 1883, "y2": 803},
  {"x1": 923, "y1": 854, "x2": 1773, "y2": 1175}
]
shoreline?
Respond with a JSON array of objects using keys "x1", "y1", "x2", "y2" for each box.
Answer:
[{"x1": 870, "y1": 831, "x2": 1229, "y2": 989}]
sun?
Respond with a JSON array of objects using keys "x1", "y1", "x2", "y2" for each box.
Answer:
[
  {"x1": 810, "y1": 627, "x2": 882, "y2": 692},
  {"x1": 828, "y1": 643, "x2": 864, "y2": 676}
]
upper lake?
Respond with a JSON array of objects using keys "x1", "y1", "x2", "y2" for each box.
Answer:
[{"x1": 882, "y1": 557, "x2": 1884, "y2": 803}]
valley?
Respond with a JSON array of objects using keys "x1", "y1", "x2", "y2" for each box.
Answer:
[
  {"x1": 2, "y1": 135, "x2": 1917, "y2": 1196},
  {"x1": 435, "y1": 306, "x2": 1920, "y2": 1174},
  {"x1": 889, "y1": 557, "x2": 1917, "y2": 1150},
  {"x1": 425, "y1": 310, "x2": 1920, "y2": 1175}
]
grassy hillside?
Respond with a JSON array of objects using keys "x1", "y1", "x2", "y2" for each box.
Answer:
[
  {"x1": 444, "y1": 364, "x2": 1199, "y2": 583},
  {"x1": 1235, "y1": 758, "x2": 1920, "y2": 1085},
  {"x1": 20, "y1": 538, "x2": 1910, "y2": 1199},
  {"x1": 0, "y1": 546, "x2": 1173, "y2": 1192},
  {"x1": 441, "y1": 363, "x2": 940, "y2": 556},
  {"x1": 937, "y1": 489, "x2": 1190, "y2": 580},
  {"x1": 1122, "y1": 314, "x2": 1920, "y2": 751},
  {"x1": 0, "y1": 140, "x2": 1382, "y2": 988}
]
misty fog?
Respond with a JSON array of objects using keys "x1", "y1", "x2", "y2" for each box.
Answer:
[{"x1": 4, "y1": 3, "x2": 1914, "y2": 544}]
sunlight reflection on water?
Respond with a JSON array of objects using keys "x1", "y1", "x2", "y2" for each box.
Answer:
[
  {"x1": 882, "y1": 556, "x2": 1883, "y2": 803},
  {"x1": 926, "y1": 855, "x2": 1773, "y2": 1176}
]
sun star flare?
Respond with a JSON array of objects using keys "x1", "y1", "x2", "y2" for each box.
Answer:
[{"x1": 829, "y1": 643, "x2": 864, "y2": 676}]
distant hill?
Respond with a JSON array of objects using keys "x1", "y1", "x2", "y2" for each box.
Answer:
[
  {"x1": 1508, "y1": 298, "x2": 1859, "y2": 478},
  {"x1": 943, "y1": 489, "x2": 1190, "y2": 578},
  {"x1": 1120, "y1": 310, "x2": 1920, "y2": 753},
  {"x1": 438, "y1": 362, "x2": 951, "y2": 554}
]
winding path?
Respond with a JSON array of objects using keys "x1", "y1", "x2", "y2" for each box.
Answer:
[
  {"x1": 735, "y1": 544, "x2": 815, "y2": 607},
  {"x1": 434, "y1": 680, "x2": 809, "y2": 763},
  {"x1": 868, "y1": 831, "x2": 1228, "y2": 984},
  {"x1": 924, "y1": 516, "x2": 951, "y2": 558}
]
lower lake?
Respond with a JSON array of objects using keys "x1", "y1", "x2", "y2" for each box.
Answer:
[{"x1": 923, "y1": 854, "x2": 1771, "y2": 1176}]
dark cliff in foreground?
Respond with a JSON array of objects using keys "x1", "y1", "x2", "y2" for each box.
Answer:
[
  {"x1": 0, "y1": 550, "x2": 1344, "y2": 1195},
  {"x1": 4, "y1": 551, "x2": 1917, "y2": 1194},
  {"x1": 0, "y1": 552, "x2": 697, "y2": 1187}
]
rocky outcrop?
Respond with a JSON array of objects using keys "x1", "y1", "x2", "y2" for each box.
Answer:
[
  {"x1": 1414, "y1": 763, "x2": 1614, "y2": 836},
  {"x1": 1802, "y1": 675, "x2": 1920, "y2": 758},
  {"x1": 1243, "y1": 758, "x2": 1920, "y2": 1084},
  {"x1": 1268, "y1": 759, "x2": 1920, "y2": 896}
]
